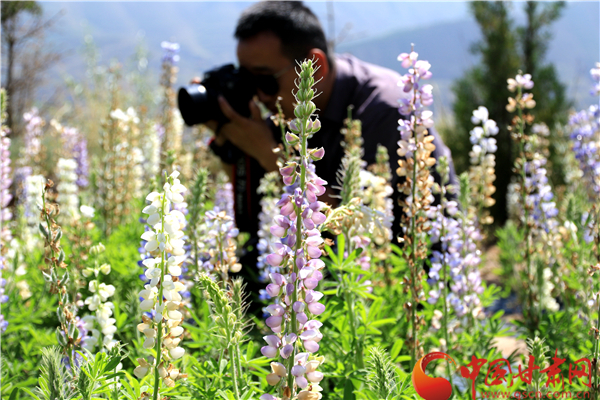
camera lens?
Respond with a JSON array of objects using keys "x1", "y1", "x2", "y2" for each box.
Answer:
[
  {"x1": 178, "y1": 84, "x2": 210, "y2": 126},
  {"x1": 177, "y1": 64, "x2": 258, "y2": 127}
]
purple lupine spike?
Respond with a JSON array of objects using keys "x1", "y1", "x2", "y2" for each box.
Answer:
[
  {"x1": 261, "y1": 60, "x2": 327, "y2": 399},
  {"x1": 161, "y1": 41, "x2": 180, "y2": 65}
]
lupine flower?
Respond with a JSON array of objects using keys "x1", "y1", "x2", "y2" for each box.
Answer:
[
  {"x1": 21, "y1": 108, "x2": 44, "y2": 169},
  {"x1": 567, "y1": 66, "x2": 600, "y2": 199},
  {"x1": 135, "y1": 170, "x2": 187, "y2": 397},
  {"x1": 39, "y1": 180, "x2": 81, "y2": 366},
  {"x1": 427, "y1": 202, "x2": 485, "y2": 318},
  {"x1": 508, "y1": 73, "x2": 560, "y2": 324},
  {"x1": 468, "y1": 106, "x2": 498, "y2": 226},
  {"x1": 82, "y1": 242, "x2": 117, "y2": 350},
  {"x1": 507, "y1": 73, "x2": 534, "y2": 92},
  {"x1": 1, "y1": 96, "x2": 12, "y2": 248},
  {"x1": 56, "y1": 158, "x2": 80, "y2": 221},
  {"x1": 20, "y1": 174, "x2": 46, "y2": 252},
  {"x1": 257, "y1": 172, "x2": 283, "y2": 283},
  {"x1": 142, "y1": 123, "x2": 162, "y2": 181},
  {"x1": 186, "y1": 168, "x2": 208, "y2": 274},
  {"x1": 172, "y1": 198, "x2": 193, "y2": 308},
  {"x1": 72, "y1": 137, "x2": 89, "y2": 188},
  {"x1": 53, "y1": 120, "x2": 89, "y2": 188},
  {"x1": 329, "y1": 114, "x2": 392, "y2": 298},
  {"x1": 215, "y1": 179, "x2": 235, "y2": 217},
  {"x1": 100, "y1": 106, "x2": 145, "y2": 235},
  {"x1": 203, "y1": 209, "x2": 241, "y2": 280},
  {"x1": 261, "y1": 60, "x2": 327, "y2": 400},
  {"x1": 396, "y1": 48, "x2": 437, "y2": 364},
  {"x1": 160, "y1": 41, "x2": 182, "y2": 161},
  {"x1": 161, "y1": 41, "x2": 180, "y2": 65},
  {"x1": 582, "y1": 211, "x2": 598, "y2": 245},
  {"x1": 367, "y1": 145, "x2": 395, "y2": 266},
  {"x1": 359, "y1": 170, "x2": 394, "y2": 246},
  {"x1": 427, "y1": 156, "x2": 484, "y2": 349}
]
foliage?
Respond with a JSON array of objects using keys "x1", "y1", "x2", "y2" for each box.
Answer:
[
  {"x1": 1, "y1": 26, "x2": 599, "y2": 400},
  {"x1": 449, "y1": 1, "x2": 571, "y2": 226}
]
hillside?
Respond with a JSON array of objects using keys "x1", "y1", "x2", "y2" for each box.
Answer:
[{"x1": 7, "y1": 1, "x2": 600, "y2": 113}]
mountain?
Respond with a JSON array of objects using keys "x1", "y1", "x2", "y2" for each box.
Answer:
[
  {"x1": 8, "y1": 1, "x2": 600, "y2": 113},
  {"x1": 38, "y1": 1, "x2": 471, "y2": 86},
  {"x1": 337, "y1": 1, "x2": 600, "y2": 112}
]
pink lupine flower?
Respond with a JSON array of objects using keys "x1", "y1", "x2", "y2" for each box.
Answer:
[{"x1": 261, "y1": 60, "x2": 328, "y2": 399}]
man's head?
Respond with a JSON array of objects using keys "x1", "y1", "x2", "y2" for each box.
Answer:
[{"x1": 234, "y1": 1, "x2": 334, "y2": 118}]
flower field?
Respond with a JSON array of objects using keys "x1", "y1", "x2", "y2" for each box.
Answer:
[{"x1": 0, "y1": 39, "x2": 599, "y2": 400}]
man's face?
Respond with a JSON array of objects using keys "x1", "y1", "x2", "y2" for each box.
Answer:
[{"x1": 237, "y1": 31, "x2": 298, "y2": 120}]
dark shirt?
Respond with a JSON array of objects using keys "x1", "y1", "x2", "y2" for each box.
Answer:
[{"x1": 224, "y1": 53, "x2": 457, "y2": 241}]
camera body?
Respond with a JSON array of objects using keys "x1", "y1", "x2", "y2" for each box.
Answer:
[{"x1": 177, "y1": 64, "x2": 256, "y2": 126}]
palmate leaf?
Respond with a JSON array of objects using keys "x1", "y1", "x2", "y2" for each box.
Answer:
[{"x1": 35, "y1": 346, "x2": 75, "y2": 400}]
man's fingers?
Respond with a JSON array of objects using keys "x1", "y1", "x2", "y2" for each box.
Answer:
[
  {"x1": 249, "y1": 97, "x2": 262, "y2": 121},
  {"x1": 205, "y1": 121, "x2": 218, "y2": 132},
  {"x1": 191, "y1": 76, "x2": 202, "y2": 84},
  {"x1": 218, "y1": 95, "x2": 244, "y2": 124}
]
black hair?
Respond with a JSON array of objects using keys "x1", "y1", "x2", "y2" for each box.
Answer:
[{"x1": 234, "y1": 1, "x2": 332, "y2": 66}]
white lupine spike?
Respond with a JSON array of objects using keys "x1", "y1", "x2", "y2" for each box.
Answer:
[{"x1": 136, "y1": 169, "x2": 188, "y2": 390}]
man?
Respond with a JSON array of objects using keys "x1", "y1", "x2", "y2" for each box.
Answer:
[{"x1": 206, "y1": 1, "x2": 456, "y2": 268}]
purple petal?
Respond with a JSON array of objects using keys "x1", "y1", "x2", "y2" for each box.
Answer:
[
  {"x1": 261, "y1": 346, "x2": 278, "y2": 358},
  {"x1": 307, "y1": 302, "x2": 325, "y2": 315},
  {"x1": 303, "y1": 340, "x2": 320, "y2": 353},
  {"x1": 304, "y1": 277, "x2": 318, "y2": 290},
  {"x1": 281, "y1": 344, "x2": 294, "y2": 359}
]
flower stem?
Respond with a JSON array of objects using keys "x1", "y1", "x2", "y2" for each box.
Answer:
[
  {"x1": 515, "y1": 87, "x2": 536, "y2": 334},
  {"x1": 229, "y1": 344, "x2": 241, "y2": 400},
  {"x1": 345, "y1": 290, "x2": 364, "y2": 369},
  {"x1": 152, "y1": 193, "x2": 168, "y2": 400},
  {"x1": 439, "y1": 182, "x2": 453, "y2": 388},
  {"x1": 235, "y1": 343, "x2": 244, "y2": 391}
]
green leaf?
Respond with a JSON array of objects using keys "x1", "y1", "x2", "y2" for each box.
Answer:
[
  {"x1": 219, "y1": 359, "x2": 228, "y2": 375},
  {"x1": 9, "y1": 388, "x2": 20, "y2": 400},
  {"x1": 342, "y1": 247, "x2": 364, "y2": 266},
  {"x1": 241, "y1": 390, "x2": 254, "y2": 400},
  {"x1": 343, "y1": 378, "x2": 356, "y2": 400},
  {"x1": 390, "y1": 340, "x2": 404, "y2": 361},
  {"x1": 337, "y1": 234, "x2": 345, "y2": 262},
  {"x1": 369, "y1": 318, "x2": 396, "y2": 328},
  {"x1": 325, "y1": 244, "x2": 338, "y2": 265},
  {"x1": 245, "y1": 340, "x2": 255, "y2": 360}
]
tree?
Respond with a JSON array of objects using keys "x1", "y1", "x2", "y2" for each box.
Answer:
[
  {"x1": 450, "y1": 1, "x2": 570, "y2": 227},
  {"x1": 1, "y1": 1, "x2": 62, "y2": 136}
]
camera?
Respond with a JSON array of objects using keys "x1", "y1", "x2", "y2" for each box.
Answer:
[{"x1": 177, "y1": 64, "x2": 257, "y2": 126}]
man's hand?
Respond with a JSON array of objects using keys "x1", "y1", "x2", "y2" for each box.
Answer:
[{"x1": 216, "y1": 95, "x2": 279, "y2": 172}]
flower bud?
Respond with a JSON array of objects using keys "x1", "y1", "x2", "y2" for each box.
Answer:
[
  {"x1": 99, "y1": 264, "x2": 111, "y2": 275},
  {"x1": 271, "y1": 362, "x2": 287, "y2": 377},
  {"x1": 289, "y1": 119, "x2": 301, "y2": 134},
  {"x1": 286, "y1": 131, "x2": 300, "y2": 144},
  {"x1": 309, "y1": 147, "x2": 325, "y2": 161},
  {"x1": 266, "y1": 373, "x2": 281, "y2": 386},
  {"x1": 39, "y1": 223, "x2": 49, "y2": 239},
  {"x1": 169, "y1": 347, "x2": 185, "y2": 360}
]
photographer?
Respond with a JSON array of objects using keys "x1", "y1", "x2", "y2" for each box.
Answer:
[{"x1": 180, "y1": 1, "x2": 457, "y2": 287}]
